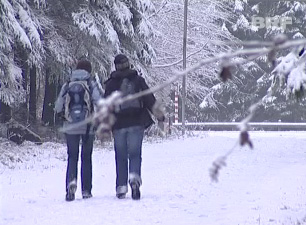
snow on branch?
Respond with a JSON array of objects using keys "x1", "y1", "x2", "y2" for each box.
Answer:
[
  {"x1": 72, "y1": 8, "x2": 119, "y2": 48},
  {"x1": 18, "y1": 6, "x2": 42, "y2": 49},
  {"x1": 152, "y1": 43, "x2": 208, "y2": 68},
  {"x1": 272, "y1": 48, "x2": 306, "y2": 98}
]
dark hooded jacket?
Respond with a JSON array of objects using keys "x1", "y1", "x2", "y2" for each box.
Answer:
[{"x1": 104, "y1": 69, "x2": 155, "y2": 130}]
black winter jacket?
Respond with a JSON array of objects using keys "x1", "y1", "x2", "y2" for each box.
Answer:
[{"x1": 104, "y1": 69, "x2": 155, "y2": 130}]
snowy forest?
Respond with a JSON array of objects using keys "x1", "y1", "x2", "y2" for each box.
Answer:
[{"x1": 1, "y1": 0, "x2": 306, "y2": 138}]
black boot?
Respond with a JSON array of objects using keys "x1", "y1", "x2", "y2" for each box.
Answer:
[
  {"x1": 66, "y1": 179, "x2": 77, "y2": 202},
  {"x1": 129, "y1": 173, "x2": 141, "y2": 200},
  {"x1": 116, "y1": 185, "x2": 128, "y2": 199},
  {"x1": 130, "y1": 181, "x2": 141, "y2": 200},
  {"x1": 82, "y1": 191, "x2": 93, "y2": 199}
]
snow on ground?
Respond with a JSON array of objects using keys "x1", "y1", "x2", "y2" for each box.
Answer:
[{"x1": 1, "y1": 131, "x2": 306, "y2": 225}]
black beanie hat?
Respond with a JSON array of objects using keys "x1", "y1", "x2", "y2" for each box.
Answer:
[
  {"x1": 76, "y1": 59, "x2": 92, "y2": 73},
  {"x1": 114, "y1": 54, "x2": 130, "y2": 71}
]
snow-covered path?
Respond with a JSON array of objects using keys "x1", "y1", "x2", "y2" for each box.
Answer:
[{"x1": 1, "y1": 132, "x2": 306, "y2": 225}]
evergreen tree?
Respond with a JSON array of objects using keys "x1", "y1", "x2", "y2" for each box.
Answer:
[
  {"x1": 1, "y1": 0, "x2": 156, "y2": 126},
  {"x1": 0, "y1": 0, "x2": 44, "y2": 107},
  {"x1": 200, "y1": 0, "x2": 306, "y2": 122}
]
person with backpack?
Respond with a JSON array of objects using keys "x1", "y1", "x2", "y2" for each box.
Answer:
[
  {"x1": 54, "y1": 59, "x2": 103, "y2": 201},
  {"x1": 104, "y1": 54, "x2": 165, "y2": 200}
]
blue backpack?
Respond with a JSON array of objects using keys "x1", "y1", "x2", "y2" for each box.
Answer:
[{"x1": 63, "y1": 79, "x2": 92, "y2": 123}]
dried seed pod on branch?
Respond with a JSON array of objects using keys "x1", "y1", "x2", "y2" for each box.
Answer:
[
  {"x1": 219, "y1": 66, "x2": 233, "y2": 82},
  {"x1": 209, "y1": 156, "x2": 227, "y2": 182},
  {"x1": 239, "y1": 131, "x2": 253, "y2": 149},
  {"x1": 93, "y1": 92, "x2": 122, "y2": 140}
]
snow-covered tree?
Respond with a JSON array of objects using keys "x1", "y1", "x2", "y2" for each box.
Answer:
[
  {"x1": 69, "y1": 0, "x2": 156, "y2": 80},
  {"x1": 200, "y1": 0, "x2": 306, "y2": 122},
  {"x1": 1, "y1": 0, "x2": 157, "y2": 125},
  {"x1": 149, "y1": 0, "x2": 234, "y2": 122},
  {"x1": 0, "y1": 0, "x2": 44, "y2": 107},
  {"x1": 41, "y1": 0, "x2": 157, "y2": 125}
]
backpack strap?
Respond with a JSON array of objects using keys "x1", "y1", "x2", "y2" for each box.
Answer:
[
  {"x1": 61, "y1": 81, "x2": 70, "y2": 98},
  {"x1": 86, "y1": 77, "x2": 95, "y2": 113},
  {"x1": 84, "y1": 77, "x2": 95, "y2": 141},
  {"x1": 86, "y1": 77, "x2": 93, "y2": 93}
]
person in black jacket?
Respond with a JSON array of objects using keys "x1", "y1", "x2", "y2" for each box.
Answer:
[{"x1": 104, "y1": 54, "x2": 165, "y2": 200}]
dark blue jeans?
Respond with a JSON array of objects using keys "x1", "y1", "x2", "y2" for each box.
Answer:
[
  {"x1": 65, "y1": 134, "x2": 94, "y2": 193},
  {"x1": 113, "y1": 126, "x2": 145, "y2": 188}
]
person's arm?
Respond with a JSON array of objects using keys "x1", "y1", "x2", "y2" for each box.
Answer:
[
  {"x1": 104, "y1": 84, "x2": 111, "y2": 98},
  {"x1": 140, "y1": 77, "x2": 165, "y2": 122},
  {"x1": 139, "y1": 77, "x2": 155, "y2": 110},
  {"x1": 54, "y1": 83, "x2": 68, "y2": 113},
  {"x1": 103, "y1": 78, "x2": 114, "y2": 98},
  {"x1": 90, "y1": 79, "x2": 103, "y2": 106}
]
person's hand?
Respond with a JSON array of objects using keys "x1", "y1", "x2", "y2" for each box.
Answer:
[
  {"x1": 56, "y1": 112, "x2": 65, "y2": 121},
  {"x1": 157, "y1": 120, "x2": 168, "y2": 137},
  {"x1": 152, "y1": 101, "x2": 165, "y2": 122},
  {"x1": 157, "y1": 120, "x2": 165, "y2": 131}
]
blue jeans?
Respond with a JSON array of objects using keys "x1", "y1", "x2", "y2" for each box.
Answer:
[
  {"x1": 113, "y1": 126, "x2": 145, "y2": 188},
  {"x1": 65, "y1": 134, "x2": 94, "y2": 193}
]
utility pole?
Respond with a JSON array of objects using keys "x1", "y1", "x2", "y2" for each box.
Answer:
[{"x1": 182, "y1": 0, "x2": 188, "y2": 135}]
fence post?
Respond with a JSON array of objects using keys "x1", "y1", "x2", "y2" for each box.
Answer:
[{"x1": 174, "y1": 87, "x2": 179, "y2": 124}]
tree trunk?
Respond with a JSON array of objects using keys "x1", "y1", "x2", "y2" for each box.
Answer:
[
  {"x1": 29, "y1": 66, "x2": 37, "y2": 123},
  {"x1": 15, "y1": 48, "x2": 29, "y2": 123},
  {"x1": 0, "y1": 100, "x2": 12, "y2": 123},
  {"x1": 42, "y1": 67, "x2": 57, "y2": 126}
]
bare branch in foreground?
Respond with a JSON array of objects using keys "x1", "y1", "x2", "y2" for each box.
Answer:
[
  {"x1": 209, "y1": 36, "x2": 306, "y2": 182},
  {"x1": 60, "y1": 37, "x2": 306, "y2": 143},
  {"x1": 209, "y1": 156, "x2": 227, "y2": 183},
  {"x1": 209, "y1": 141, "x2": 238, "y2": 182}
]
